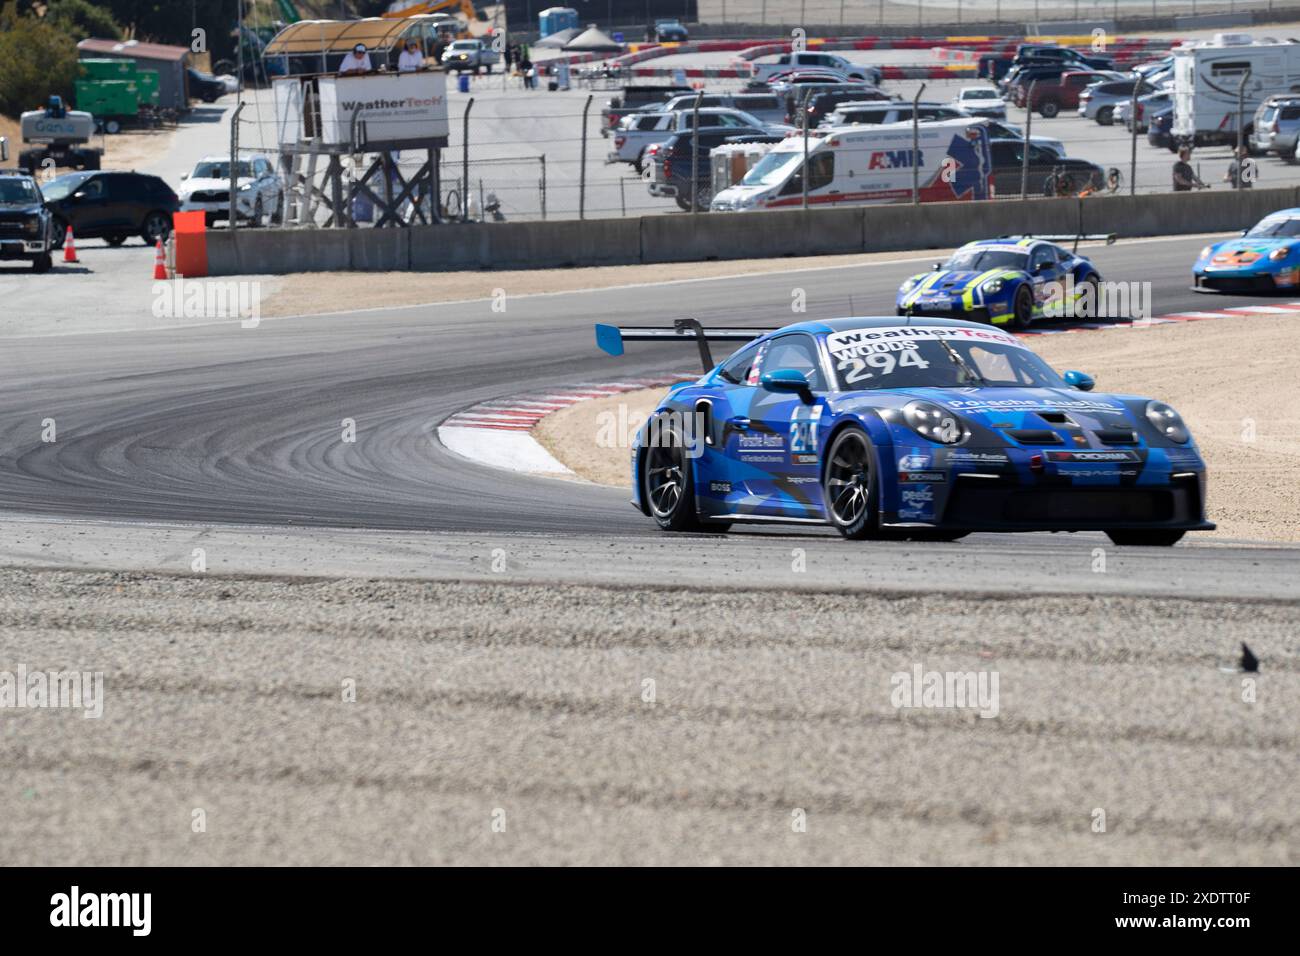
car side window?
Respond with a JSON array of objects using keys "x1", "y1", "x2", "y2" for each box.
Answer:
[
  {"x1": 77, "y1": 177, "x2": 106, "y2": 199},
  {"x1": 718, "y1": 342, "x2": 761, "y2": 385},
  {"x1": 1029, "y1": 246, "x2": 1055, "y2": 271},
  {"x1": 763, "y1": 334, "x2": 827, "y2": 390}
]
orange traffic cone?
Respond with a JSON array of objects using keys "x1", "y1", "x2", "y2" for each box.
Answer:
[
  {"x1": 152, "y1": 238, "x2": 168, "y2": 280},
  {"x1": 63, "y1": 225, "x2": 78, "y2": 263}
]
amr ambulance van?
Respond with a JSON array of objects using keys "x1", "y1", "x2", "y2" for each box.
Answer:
[{"x1": 709, "y1": 118, "x2": 992, "y2": 212}]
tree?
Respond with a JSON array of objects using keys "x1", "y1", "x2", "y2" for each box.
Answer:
[
  {"x1": 0, "y1": 2, "x2": 80, "y2": 116},
  {"x1": 43, "y1": 0, "x2": 124, "y2": 39}
]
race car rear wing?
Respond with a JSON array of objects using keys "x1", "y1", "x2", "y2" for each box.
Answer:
[
  {"x1": 1002, "y1": 232, "x2": 1118, "y2": 253},
  {"x1": 596, "y1": 319, "x2": 778, "y2": 373}
]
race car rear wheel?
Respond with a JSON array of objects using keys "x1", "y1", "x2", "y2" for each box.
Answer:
[
  {"x1": 823, "y1": 428, "x2": 879, "y2": 540},
  {"x1": 1009, "y1": 285, "x2": 1034, "y2": 330},
  {"x1": 643, "y1": 420, "x2": 709, "y2": 532},
  {"x1": 1105, "y1": 530, "x2": 1186, "y2": 547},
  {"x1": 1073, "y1": 275, "x2": 1100, "y2": 319}
]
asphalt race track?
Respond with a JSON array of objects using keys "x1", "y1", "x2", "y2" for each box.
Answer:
[
  {"x1": 3, "y1": 234, "x2": 1298, "y2": 865},
  {"x1": 0, "y1": 235, "x2": 1295, "y2": 577}
]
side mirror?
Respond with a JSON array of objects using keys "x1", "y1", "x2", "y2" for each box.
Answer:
[
  {"x1": 1240, "y1": 228, "x2": 1249, "y2": 236},
  {"x1": 931, "y1": 261, "x2": 941, "y2": 271},
  {"x1": 1063, "y1": 369, "x2": 1095, "y2": 391},
  {"x1": 761, "y1": 368, "x2": 814, "y2": 403},
  {"x1": 72, "y1": 190, "x2": 87, "y2": 200}
]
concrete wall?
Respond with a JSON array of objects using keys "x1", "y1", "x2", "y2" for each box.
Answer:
[{"x1": 202, "y1": 186, "x2": 1300, "y2": 277}]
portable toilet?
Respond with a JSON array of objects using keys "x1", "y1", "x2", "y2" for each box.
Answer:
[{"x1": 539, "y1": 7, "x2": 579, "y2": 39}]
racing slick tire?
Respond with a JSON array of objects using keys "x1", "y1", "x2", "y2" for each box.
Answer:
[
  {"x1": 1096, "y1": 106, "x2": 1114, "y2": 126},
  {"x1": 1072, "y1": 275, "x2": 1100, "y2": 319},
  {"x1": 1105, "y1": 529, "x2": 1185, "y2": 547},
  {"x1": 642, "y1": 418, "x2": 714, "y2": 533},
  {"x1": 1038, "y1": 99, "x2": 1060, "y2": 119},
  {"x1": 823, "y1": 427, "x2": 881, "y2": 541},
  {"x1": 1009, "y1": 285, "x2": 1035, "y2": 330}
]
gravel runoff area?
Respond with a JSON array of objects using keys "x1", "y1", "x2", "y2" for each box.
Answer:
[
  {"x1": 2, "y1": 566, "x2": 1295, "y2": 865},
  {"x1": 536, "y1": 312, "x2": 1300, "y2": 543}
]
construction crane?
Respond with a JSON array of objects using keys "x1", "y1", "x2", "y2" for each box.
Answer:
[{"x1": 383, "y1": 0, "x2": 479, "y2": 23}]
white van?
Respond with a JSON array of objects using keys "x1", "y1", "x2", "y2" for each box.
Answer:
[{"x1": 710, "y1": 118, "x2": 992, "y2": 212}]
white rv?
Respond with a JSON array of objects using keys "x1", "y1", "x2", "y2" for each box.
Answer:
[
  {"x1": 709, "y1": 118, "x2": 992, "y2": 212},
  {"x1": 1172, "y1": 36, "x2": 1300, "y2": 146}
]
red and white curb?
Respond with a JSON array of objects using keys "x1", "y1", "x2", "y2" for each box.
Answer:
[
  {"x1": 437, "y1": 373, "x2": 693, "y2": 477},
  {"x1": 439, "y1": 303, "x2": 1294, "y2": 475}
]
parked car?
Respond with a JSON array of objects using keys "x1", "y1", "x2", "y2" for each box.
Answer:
[
  {"x1": 608, "y1": 108, "x2": 790, "y2": 171},
  {"x1": 1022, "y1": 69, "x2": 1114, "y2": 117},
  {"x1": 178, "y1": 154, "x2": 282, "y2": 227},
  {"x1": 1250, "y1": 95, "x2": 1300, "y2": 160},
  {"x1": 1079, "y1": 78, "x2": 1156, "y2": 124},
  {"x1": 1148, "y1": 109, "x2": 1175, "y2": 150},
  {"x1": 650, "y1": 18, "x2": 688, "y2": 42},
  {"x1": 988, "y1": 140, "x2": 1104, "y2": 196},
  {"x1": 1119, "y1": 91, "x2": 1172, "y2": 133},
  {"x1": 441, "y1": 38, "x2": 501, "y2": 73},
  {"x1": 0, "y1": 170, "x2": 55, "y2": 272},
  {"x1": 952, "y1": 86, "x2": 1006, "y2": 118},
  {"x1": 982, "y1": 120, "x2": 1065, "y2": 158},
  {"x1": 600, "y1": 85, "x2": 693, "y2": 135},
  {"x1": 823, "y1": 101, "x2": 968, "y2": 127},
  {"x1": 658, "y1": 92, "x2": 787, "y2": 126},
  {"x1": 750, "y1": 52, "x2": 881, "y2": 85},
  {"x1": 186, "y1": 67, "x2": 227, "y2": 103},
  {"x1": 40, "y1": 169, "x2": 179, "y2": 246},
  {"x1": 649, "y1": 130, "x2": 781, "y2": 211},
  {"x1": 1002, "y1": 64, "x2": 1069, "y2": 97},
  {"x1": 797, "y1": 85, "x2": 893, "y2": 127}
]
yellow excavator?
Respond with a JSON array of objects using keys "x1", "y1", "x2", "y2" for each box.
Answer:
[{"x1": 382, "y1": 0, "x2": 483, "y2": 38}]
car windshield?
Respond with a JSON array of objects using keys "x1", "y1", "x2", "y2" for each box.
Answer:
[
  {"x1": 1247, "y1": 216, "x2": 1300, "y2": 237},
  {"x1": 825, "y1": 326, "x2": 1066, "y2": 390},
  {"x1": 942, "y1": 247, "x2": 1030, "y2": 271},
  {"x1": 0, "y1": 178, "x2": 41, "y2": 203},
  {"x1": 962, "y1": 89, "x2": 998, "y2": 99},
  {"x1": 40, "y1": 172, "x2": 92, "y2": 200},
  {"x1": 741, "y1": 150, "x2": 801, "y2": 186},
  {"x1": 192, "y1": 161, "x2": 253, "y2": 179}
]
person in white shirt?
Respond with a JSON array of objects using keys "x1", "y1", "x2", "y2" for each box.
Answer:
[
  {"x1": 397, "y1": 39, "x2": 424, "y2": 72},
  {"x1": 339, "y1": 43, "x2": 372, "y2": 75}
]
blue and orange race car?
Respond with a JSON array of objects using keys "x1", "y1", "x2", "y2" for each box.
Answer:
[
  {"x1": 896, "y1": 237, "x2": 1104, "y2": 328},
  {"x1": 596, "y1": 317, "x2": 1212, "y2": 546},
  {"x1": 1193, "y1": 209, "x2": 1300, "y2": 293}
]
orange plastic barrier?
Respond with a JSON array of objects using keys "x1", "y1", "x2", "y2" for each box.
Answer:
[{"x1": 173, "y1": 210, "x2": 208, "y2": 277}]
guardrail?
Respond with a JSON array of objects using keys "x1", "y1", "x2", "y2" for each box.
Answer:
[{"x1": 201, "y1": 186, "x2": 1298, "y2": 276}]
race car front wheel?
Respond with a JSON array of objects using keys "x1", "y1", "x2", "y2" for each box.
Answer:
[
  {"x1": 823, "y1": 428, "x2": 880, "y2": 540},
  {"x1": 643, "y1": 419, "x2": 715, "y2": 532},
  {"x1": 1010, "y1": 285, "x2": 1034, "y2": 330},
  {"x1": 1105, "y1": 530, "x2": 1185, "y2": 547}
]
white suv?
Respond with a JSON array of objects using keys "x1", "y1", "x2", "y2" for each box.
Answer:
[{"x1": 178, "y1": 154, "x2": 282, "y2": 227}]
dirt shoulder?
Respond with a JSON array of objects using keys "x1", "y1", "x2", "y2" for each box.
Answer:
[{"x1": 535, "y1": 313, "x2": 1300, "y2": 542}]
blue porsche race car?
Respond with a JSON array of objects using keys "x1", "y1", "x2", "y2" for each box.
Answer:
[
  {"x1": 896, "y1": 237, "x2": 1103, "y2": 328},
  {"x1": 1193, "y1": 208, "x2": 1300, "y2": 293},
  {"x1": 596, "y1": 317, "x2": 1212, "y2": 545}
]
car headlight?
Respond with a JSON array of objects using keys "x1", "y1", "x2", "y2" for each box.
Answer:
[
  {"x1": 1199, "y1": 245, "x2": 1212, "y2": 259},
  {"x1": 24, "y1": 217, "x2": 40, "y2": 235},
  {"x1": 981, "y1": 278, "x2": 1004, "y2": 294},
  {"x1": 1269, "y1": 246, "x2": 1291, "y2": 261},
  {"x1": 903, "y1": 400, "x2": 967, "y2": 445},
  {"x1": 1145, "y1": 401, "x2": 1190, "y2": 443}
]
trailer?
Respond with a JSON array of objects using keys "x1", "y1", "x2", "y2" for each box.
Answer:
[{"x1": 1172, "y1": 37, "x2": 1300, "y2": 147}]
